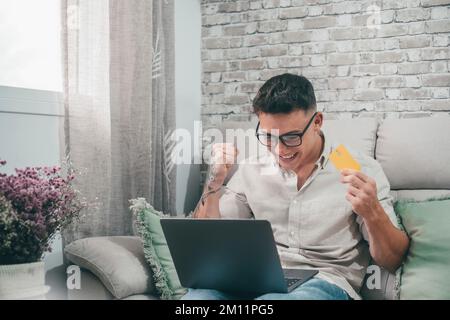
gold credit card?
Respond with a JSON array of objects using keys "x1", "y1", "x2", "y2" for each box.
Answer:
[{"x1": 329, "y1": 144, "x2": 361, "y2": 171}]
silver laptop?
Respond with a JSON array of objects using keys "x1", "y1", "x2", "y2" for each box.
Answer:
[{"x1": 160, "y1": 218, "x2": 318, "y2": 297}]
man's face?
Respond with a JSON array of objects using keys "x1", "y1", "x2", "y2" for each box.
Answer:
[{"x1": 257, "y1": 109, "x2": 323, "y2": 172}]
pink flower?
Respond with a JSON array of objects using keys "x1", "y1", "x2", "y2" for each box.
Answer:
[{"x1": 0, "y1": 160, "x2": 85, "y2": 264}]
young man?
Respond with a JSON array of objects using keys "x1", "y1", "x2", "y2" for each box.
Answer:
[{"x1": 186, "y1": 73, "x2": 409, "y2": 300}]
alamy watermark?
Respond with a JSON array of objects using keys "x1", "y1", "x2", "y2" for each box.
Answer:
[
  {"x1": 366, "y1": 4, "x2": 381, "y2": 30},
  {"x1": 163, "y1": 120, "x2": 281, "y2": 176},
  {"x1": 66, "y1": 265, "x2": 81, "y2": 290}
]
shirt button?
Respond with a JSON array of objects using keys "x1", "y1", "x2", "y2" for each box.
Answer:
[
  {"x1": 293, "y1": 200, "x2": 298, "y2": 205},
  {"x1": 290, "y1": 231, "x2": 295, "y2": 237}
]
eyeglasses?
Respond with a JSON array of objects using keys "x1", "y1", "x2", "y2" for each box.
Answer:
[{"x1": 255, "y1": 112, "x2": 318, "y2": 148}]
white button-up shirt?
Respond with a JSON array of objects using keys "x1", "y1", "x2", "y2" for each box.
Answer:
[{"x1": 218, "y1": 133, "x2": 399, "y2": 300}]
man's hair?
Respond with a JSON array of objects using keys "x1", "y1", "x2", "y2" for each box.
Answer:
[{"x1": 252, "y1": 73, "x2": 317, "y2": 114}]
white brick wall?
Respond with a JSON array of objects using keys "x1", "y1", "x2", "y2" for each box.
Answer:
[{"x1": 201, "y1": 0, "x2": 450, "y2": 126}]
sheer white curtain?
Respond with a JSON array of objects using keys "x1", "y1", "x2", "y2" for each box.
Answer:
[{"x1": 61, "y1": 0, "x2": 176, "y2": 244}]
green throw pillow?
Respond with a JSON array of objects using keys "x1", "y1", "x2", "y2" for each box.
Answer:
[
  {"x1": 395, "y1": 198, "x2": 450, "y2": 300},
  {"x1": 129, "y1": 198, "x2": 187, "y2": 300}
]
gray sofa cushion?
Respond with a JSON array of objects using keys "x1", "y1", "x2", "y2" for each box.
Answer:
[
  {"x1": 391, "y1": 189, "x2": 450, "y2": 202},
  {"x1": 322, "y1": 118, "x2": 378, "y2": 157},
  {"x1": 376, "y1": 116, "x2": 450, "y2": 190},
  {"x1": 65, "y1": 236, "x2": 156, "y2": 299}
]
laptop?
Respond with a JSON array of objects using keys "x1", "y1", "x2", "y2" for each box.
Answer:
[{"x1": 160, "y1": 218, "x2": 318, "y2": 297}]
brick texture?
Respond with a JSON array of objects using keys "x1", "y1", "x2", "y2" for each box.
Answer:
[{"x1": 201, "y1": 0, "x2": 450, "y2": 129}]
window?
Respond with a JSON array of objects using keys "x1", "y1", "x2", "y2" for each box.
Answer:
[
  {"x1": 0, "y1": 0, "x2": 62, "y2": 92},
  {"x1": 0, "y1": 1, "x2": 63, "y2": 270}
]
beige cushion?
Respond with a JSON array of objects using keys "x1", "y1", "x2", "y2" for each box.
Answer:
[
  {"x1": 376, "y1": 116, "x2": 450, "y2": 189},
  {"x1": 64, "y1": 236, "x2": 155, "y2": 299},
  {"x1": 322, "y1": 118, "x2": 378, "y2": 157}
]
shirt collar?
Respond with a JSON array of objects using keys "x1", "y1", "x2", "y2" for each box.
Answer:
[{"x1": 318, "y1": 131, "x2": 333, "y2": 170}]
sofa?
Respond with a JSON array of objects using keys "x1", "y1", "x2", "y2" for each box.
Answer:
[{"x1": 62, "y1": 115, "x2": 450, "y2": 300}]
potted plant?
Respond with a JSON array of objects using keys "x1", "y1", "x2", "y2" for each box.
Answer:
[{"x1": 0, "y1": 160, "x2": 85, "y2": 299}]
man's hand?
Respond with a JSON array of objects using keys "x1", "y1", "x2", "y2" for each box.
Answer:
[
  {"x1": 193, "y1": 143, "x2": 238, "y2": 219},
  {"x1": 208, "y1": 143, "x2": 238, "y2": 190},
  {"x1": 340, "y1": 169, "x2": 410, "y2": 272},
  {"x1": 340, "y1": 169, "x2": 382, "y2": 219}
]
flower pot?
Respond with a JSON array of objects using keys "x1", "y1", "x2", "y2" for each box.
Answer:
[{"x1": 0, "y1": 261, "x2": 49, "y2": 300}]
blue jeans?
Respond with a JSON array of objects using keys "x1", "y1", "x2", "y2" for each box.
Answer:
[{"x1": 181, "y1": 278, "x2": 350, "y2": 300}]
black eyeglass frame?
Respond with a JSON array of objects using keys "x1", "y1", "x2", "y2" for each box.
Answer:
[{"x1": 255, "y1": 111, "x2": 318, "y2": 148}]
